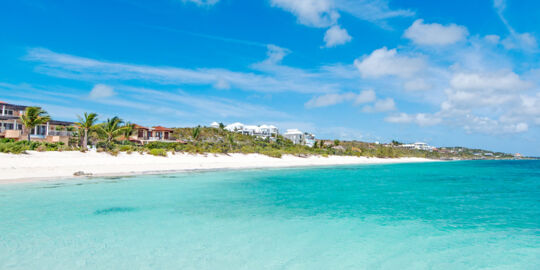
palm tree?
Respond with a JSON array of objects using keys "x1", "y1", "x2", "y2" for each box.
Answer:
[
  {"x1": 191, "y1": 126, "x2": 201, "y2": 142},
  {"x1": 20, "y1": 107, "x2": 51, "y2": 142},
  {"x1": 75, "y1": 112, "x2": 98, "y2": 149},
  {"x1": 227, "y1": 133, "x2": 235, "y2": 150},
  {"x1": 121, "y1": 122, "x2": 135, "y2": 144},
  {"x1": 95, "y1": 117, "x2": 125, "y2": 148}
]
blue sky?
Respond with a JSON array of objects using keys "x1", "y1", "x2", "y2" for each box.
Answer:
[{"x1": 1, "y1": 0, "x2": 539, "y2": 155}]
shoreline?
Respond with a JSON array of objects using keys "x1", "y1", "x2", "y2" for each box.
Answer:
[{"x1": 0, "y1": 151, "x2": 438, "y2": 184}]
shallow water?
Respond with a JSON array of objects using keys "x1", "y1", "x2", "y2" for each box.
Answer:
[{"x1": 1, "y1": 160, "x2": 539, "y2": 269}]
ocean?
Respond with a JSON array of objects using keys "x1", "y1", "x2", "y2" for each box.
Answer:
[{"x1": 1, "y1": 160, "x2": 539, "y2": 269}]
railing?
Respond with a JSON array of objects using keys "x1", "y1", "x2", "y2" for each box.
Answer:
[{"x1": 48, "y1": 131, "x2": 73, "y2": 137}]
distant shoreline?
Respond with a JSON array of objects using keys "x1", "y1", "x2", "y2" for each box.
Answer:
[{"x1": 0, "y1": 151, "x2": 439, "y2": 184}]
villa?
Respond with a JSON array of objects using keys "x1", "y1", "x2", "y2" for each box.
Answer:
[
  {"x1": 283, "y1": 129, "x2": 316, "y2": 147},
  {"x1": 223, "y1": 122, "x2": 279, "y2": 139},
  {"x1": 401, "y1": 142, "x2": 434, "y2": 151},
  {"x1": 0, "y1": 101, "x2": 74, "y2": 144},
  {"x1": 130, "y1": 124, "x2": 175, "y2": 144}
]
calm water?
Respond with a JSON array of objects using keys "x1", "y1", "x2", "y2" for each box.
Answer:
[{"x1": 0, "y1": 161, "x2": 539, "y2": 269}]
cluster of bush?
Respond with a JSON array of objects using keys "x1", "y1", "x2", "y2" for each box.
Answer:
[{"x1": 0, "y1": 139, "x2": 75, "y2": 154}]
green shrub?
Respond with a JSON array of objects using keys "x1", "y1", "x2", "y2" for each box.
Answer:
[
  {"x1": 260, "y1": 149, "x2": 282, "y2": 158},
  {"x1": 149, "y1": 149, "x2": 167, "y2": 157}
]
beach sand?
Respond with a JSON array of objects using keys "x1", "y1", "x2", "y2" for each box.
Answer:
[{"x1": 0, "y1": 151, "x2": 435, "y2": 183}]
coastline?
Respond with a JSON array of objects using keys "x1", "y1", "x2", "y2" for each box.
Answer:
[{"x1": 0, "y1": 151, "x2": 438, "y2": 184}]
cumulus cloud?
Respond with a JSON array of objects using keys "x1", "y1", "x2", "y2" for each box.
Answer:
[
  {"x1": 270, "y1": 0, "x2": 413, "y2": 28},
  {"x1": 323, "y1": 25, "x2": 352, "y2": 47},
  {"x1": 89, "y1": 84, "x2": 115, "y2": 99},
  {"x1": 404, "y1": 19, "x2": 468, "y2": 46},
  {"x1": 305, "y1": 89, "x2": 376, "y2": 108},
  {"x1": 362, "y1": 98, "x2": 395, "y2": 112},
  {"x1": 354, "y1": 47, "x2": 425, "y2": 78},
  {"x1": 270, "y1": 0, "x2": 339, "y2": 28},
  {"x1": 270, "y1": 0, "x2": 414, "y2": 48}
]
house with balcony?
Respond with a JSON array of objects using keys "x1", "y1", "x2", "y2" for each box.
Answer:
[
  {"x1": 130, "y1": 124, "x2": 176, "y2": 144},
  {"x1": 224, "y1": 122, "x2": 279, "y2": 139},
  {"x1": 282, "y1": 129, "x2": 316, "y2": 147},
  {"x1": 0, "y1": 101, "x2": 74, "y2": 144}
]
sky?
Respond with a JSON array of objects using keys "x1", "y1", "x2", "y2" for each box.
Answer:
[{"x1": 1, "y1": 0, "x2": 539, "y2": 155}]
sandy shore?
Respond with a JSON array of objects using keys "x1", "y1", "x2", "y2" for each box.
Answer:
[{"x1": 0, "y1": 151, "x2": 436, "y2": 184}]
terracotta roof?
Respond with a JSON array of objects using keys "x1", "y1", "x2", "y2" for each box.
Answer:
[
  {"x1": 152, "y1": 126, "x2": 173, "y2": 132},
  {"x1": 133, "y1": 124, "x2": 149, "y2": 130}
]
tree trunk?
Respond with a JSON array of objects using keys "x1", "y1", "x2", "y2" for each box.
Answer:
[
  {"x1": 83, "y1": 128, "x2": 88, "y2": 149},
  {"x1": 27, "y1": 127, "x2": 31, "y2": 142}
]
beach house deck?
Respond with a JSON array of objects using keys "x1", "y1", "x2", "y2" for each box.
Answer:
[
  {"x1": 0, "y1": 101, "x2": 74, "y2": 143},
  {"x1": 130, "y1": 124, "x2": 176, "y2": 144}
]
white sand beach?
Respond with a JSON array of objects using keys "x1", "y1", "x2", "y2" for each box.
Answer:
[{"x1": 0, "y1": 151, "x2": 435, "y2": 183}]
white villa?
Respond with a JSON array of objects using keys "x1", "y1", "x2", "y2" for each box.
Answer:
[
  {"x1": 283, "y1": 129, "x2": 316, "y2": 147},
  {"x1": 222, "y1": 122, "x2": 279, "y2": 139},
  {"x1": 401, "y1": 142, "x2": 434, "y2": 151},
  {"x1": 210, "y1": 122, "x2": 220, "y2": 129}
]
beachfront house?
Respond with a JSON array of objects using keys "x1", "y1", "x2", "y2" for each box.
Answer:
[
  {"x1": 283, "y1": 129, "x2": 304, "y2": 145},
  {"x1": 283, "y1": 129, "x2": 317, "y2": 147},
  {"x1": 224, "y1": 122, "x2": 278, "y2": 139},
  {"x1": 0, "y1": 101, "x2": 74, "y2": 144},
  {"x1": 401, "y1": 142, "x2": 434, "y2": 151},
  {"x1": 130, "y1": 124, "x2": 175, "y2": 144}
]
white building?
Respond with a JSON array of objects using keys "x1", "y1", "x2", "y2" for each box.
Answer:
[
  {"x1": 304, "y1": 133, "x2": 316, "y2": 147},
  {"x1": 283, "y1": 129, "x2": 316, "y2": 147},
  {"x1": 224, "y1": 122, "x2": 278, "y2": 138},
  {"x1": 210, "y1": 122, "x2": 220, "y2": 128},
  {"x1": 283, "y1": 129, "x2": 304, "y2": 145},
  {"x1": 401, "y1": 142, "x2": 434, "y2": 151}
]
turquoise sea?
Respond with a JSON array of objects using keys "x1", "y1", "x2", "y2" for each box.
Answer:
[{"x1": 0, "y1": 160, "x2": 539, "y2": 269}]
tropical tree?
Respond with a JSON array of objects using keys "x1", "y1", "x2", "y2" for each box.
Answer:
[
  {"x1": 75, "y1": 112, "x2": 99, "y2": 149},
  {"x1": 121, "y1": 122, "x2": 135, "y2": 144},
  {"x1": 219, "y1": 122, "x2": 225, "y2": 129},
  {"x1": 19, "y1": 106, "x2": 51, "y2": 142},
  {"x1": 192, "y1": 126, "x2": 201, "y2": 142},
  {"x1": 95, "y1": 117, "x2": 125, "y2": 148},
  {"x1": 227, "y1": 133, "x2": 235, "y2": 150}
]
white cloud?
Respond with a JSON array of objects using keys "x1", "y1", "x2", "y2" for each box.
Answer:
[
  {"x1": 26, "y1": 47, "x2": 341, "y2": 94},
  {"x1": 334, "y1": 0, "x2": 414, "y2": 23},
  {"x1": 493, "y1": 0, "x2": 538, "y2": 52},
  {"x1": 323, "y1": 25, "x2": 352, "y2": 47},
  {"x1": 362, "y1": 98, "x2": 395, "y2": 112},
  {"x1": 450, "y1": 72, "x2": 532, "y2": 91},
  {"x1": 354, "y1": 47, "x2": 425, "y2": 78},
  {"x1": 355, "y1": 89, "x2": 376, "y2": 104},
  {"x1": 385, "y1": 112, "x2": 441, "y2": 126},
  {"x1": 89, "y1": 84, "x2": 115, "y2": 99},
  {"x1": 404, "y1": 79, "x2": 431, "y2": 91},
  {"x1": 270, "y1": 0, "x2": 413, "y2": 28},
  {"x1": 501, "y1": 33, "x2": 538, "y2": 52},
  {"x1": 404, "y1": 19, "x2": 468, "y2": 46},
  {"x1": 270, "y1": 0, "x2": 338, "y2": 28},
  {"x1": 264, "y1": 44, "x2": 290, "y2": 64},
  {"x1": 182, "y1": 0, "x2": 220, "y2": 6},
  {"x1": 305, "y1": 89, "x2": 375, "y2": 108}
]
